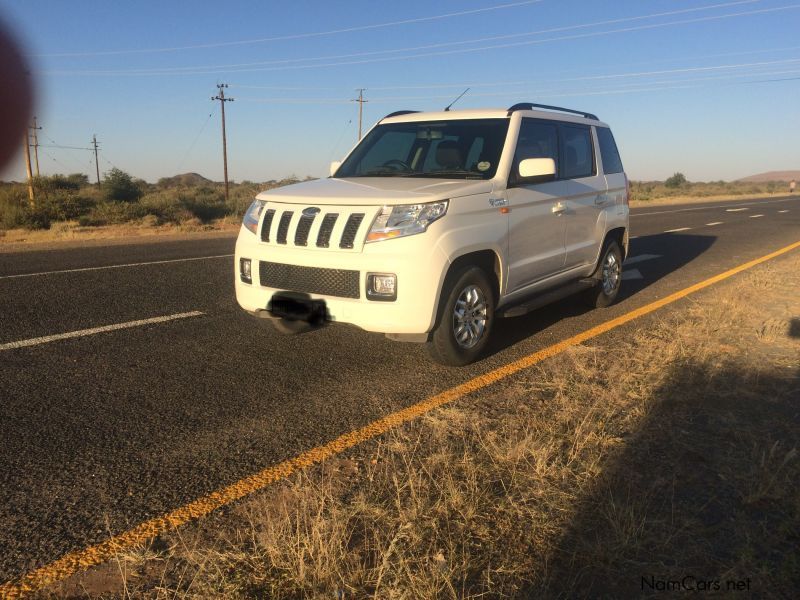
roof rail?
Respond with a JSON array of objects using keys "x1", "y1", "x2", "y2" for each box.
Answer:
[
  {"x1": 382, "y1": 110, "x2": 420, "y2": 120},
  {"x1": 506, "y1": 103, "x2": 598, "y2": 120}
]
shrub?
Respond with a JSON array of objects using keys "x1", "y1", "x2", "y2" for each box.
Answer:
[
  {"x1": 41, "y1": 191, "x2": 96, "y2": 221},
  {"x1": 665, "y1": 172, "x2": 688, "y2": 188},
  {"x1": 22, "y1": 207, "x2": 52, "y2": 230},
  {"x1": 102, "y1": 168, "x2": 142, "y2": 203},
  {"x1": 138, "y1": 191, "x2": 191, "y2": 224},
  {"x1": 79, "y1": 202, "x2": 146, "y2": 226}
]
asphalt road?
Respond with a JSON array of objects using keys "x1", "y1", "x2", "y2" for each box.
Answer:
[{"x1": 1, "y1": 195, "x2": 798, "y2": 585}]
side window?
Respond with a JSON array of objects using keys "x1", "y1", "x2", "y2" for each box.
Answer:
[
  {"x1": 559, "y1": 125, "x2": 595, "y2": 179},
  {"x1": 513, "y1": 120, "x2": 558, "y2": 177},
  {"x1": 355, "y1": 131, "x2": 416, "y2": 173},
  {"x1": 597, "y1": 127, "x2": 624, "y2": 174}
]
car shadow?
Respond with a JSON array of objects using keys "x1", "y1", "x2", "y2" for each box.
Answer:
[
  {"x1": 484, "y1": 233, "x2": 717, "y2": 358},
  {"x1": 521, "y1": 339, "x2": 799, "y2": 597}
]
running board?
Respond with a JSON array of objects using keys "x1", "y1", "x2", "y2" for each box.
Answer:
[{"x1": 498, "y1": 279, "x2": 596, "y2": 318}]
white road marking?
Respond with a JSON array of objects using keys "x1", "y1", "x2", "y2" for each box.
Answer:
[
  {"x1": 623, "y1": 253, "x2": 661, "y2": 266},
  {"x1": 0, "y1": 254, "x2": 234, "y2": 280},
  {"x1": 622, "y1": 268, "x2": 643, "y2": 281},
  {"x1": 750, "y1": 214, "x2": 764, "y2": 218},
  {"x1": 664, "y1": 227, "x2": 691, "y2": 233},
  {"x1": 726, "y1": 208, "x2": 749, "y2": 212},
  {"x1": 778, "y1": 210, "x2": 789, "y2": 213},
  {"x1": 706, "y1": 221, "x2": 723, "y2": 226},
  {"x1": 0, "y1": 311, "x2": 204, "y2": 351},
  {"x1": 631, "y1": 197, "x2": 797, "y2": 217}
]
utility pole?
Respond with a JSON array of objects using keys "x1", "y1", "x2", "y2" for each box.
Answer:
[
  {"x1": 351, "y1": 88, "x2": 368, "y2": 141},
  {"x1": 23, "y1": 129, "x2": 34, "y2": 206},
  {"x1": 92, "y1": 134, "x2": 101, "y2": 186},
  {"x1": 212, "y1": 83, "x2": 234, "y2": 203},
  {"x1": 29, "y1": 117, "x2": 41, "y2": 177}
]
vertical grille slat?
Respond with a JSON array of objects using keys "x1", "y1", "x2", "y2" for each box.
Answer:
[
  {"x1": 339, "y1": 213, "x2": 365, "y2": 249},
  {"x1": 294, "y1": 213, "x2": 315, "y2": 246},
  {"x1": 260, "y1": 209, "x2": 275, "y2": 242},
  {"x1": 316, "y1": 213, "x2": 339, "y2": 248},
  {"x1": 276, "y1": 211, "x2": 293, "y2": 244}
]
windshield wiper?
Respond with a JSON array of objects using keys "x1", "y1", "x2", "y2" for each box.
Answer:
[
  {"x1": 360, "y1": 168, "x2": 410, "y2": 177},
  {"x1": 416, "y1": 170, "x2": 484, "y2": 179}
]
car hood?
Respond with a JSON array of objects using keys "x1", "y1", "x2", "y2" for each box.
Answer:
[{"x1": 255, "y1": 177, "x2": 494, "y2": 206}]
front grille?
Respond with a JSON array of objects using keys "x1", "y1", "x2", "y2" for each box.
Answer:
[
  {"x1": 259, "y1": 205, "x2": 370, "y2": 250},
  {"x1": 276, "y1": 211, "x2": 293, "y2": 244},
  {"x1": 316, "y1": 213, "x2": 339, "y2": 248},
  {"x1": 259, "y1": 261, "x2": 360, "y2": 299},
  {"x1": 294, "y1": 213, "x2": 315, "y2": 246},
  {"x1": 339, "y1": 213, "x2": 365, "y2": 249},
  {"x1": 260, "y1": 209, "x2": 275, "y2": 242}
]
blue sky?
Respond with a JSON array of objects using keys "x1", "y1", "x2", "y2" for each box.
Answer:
[{"x1": 1, "y1": 0, "x2": 798, "y2": 183}]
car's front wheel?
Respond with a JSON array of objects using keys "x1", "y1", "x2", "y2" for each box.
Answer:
[{"x1": 427, "y1": 266, "x2": 495, "y2": 366}]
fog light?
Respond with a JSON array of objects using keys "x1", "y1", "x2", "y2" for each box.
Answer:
[
  {"x1": 367, "y1": 273, "x2": 396, "y2": 301},
  {"x1": 240, "y1": 258, "x2": 252, "y2": 283}
]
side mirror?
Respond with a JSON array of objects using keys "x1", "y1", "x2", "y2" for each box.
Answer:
[
  {"x1": 518, "y1": 157, "x2": 556, "y2": 181},
  {"x1": 329, "y1": 161, "x2": 342, "y2": 177}
]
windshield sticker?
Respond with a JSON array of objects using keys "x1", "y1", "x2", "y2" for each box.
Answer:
[{"x1": 477, "y1": 161, "x2": 491, "y2": 172}]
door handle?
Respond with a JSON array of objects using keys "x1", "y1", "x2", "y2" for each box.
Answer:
[{"x1": 552, "y1": 202, "x2": 566, "y2": 214}]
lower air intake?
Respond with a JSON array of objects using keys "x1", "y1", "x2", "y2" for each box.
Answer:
[{"x1": 259, "y1": 261, "x2": 360, "y2": 299}]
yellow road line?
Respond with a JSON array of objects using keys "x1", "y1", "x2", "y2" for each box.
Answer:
[{"x1": 3, "y1": 239, "x2": 800, "y2": 599}]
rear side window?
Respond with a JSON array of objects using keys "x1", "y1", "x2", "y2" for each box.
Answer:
[
  {"x1": 597, "y1": 127, "x2": 624, "y2": 174},
  {"x1": 514, "y1": 120, "x2": 559, "y2": 175},
  {"x1": 559, "y1": 125, "x2": 595, "y2": 179}
]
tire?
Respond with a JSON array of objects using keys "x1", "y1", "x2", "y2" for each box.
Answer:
[
  {"x1": 427, "y1": 266, "x2": 495, "y2": 366},
  {"x1": 583, "y1": 240, "x2": 623, "y2": 308}
]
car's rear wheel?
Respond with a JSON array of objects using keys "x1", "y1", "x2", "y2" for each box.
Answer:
[
  {"x1": 427, "y1": 266, "x2": 495, "y2": 366},
  {"x1": 584, "y1": 240, "x2": 622, "y2": 308}
]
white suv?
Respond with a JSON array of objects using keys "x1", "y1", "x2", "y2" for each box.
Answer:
[{"x1": 235, "y1": 103, "x2": 629, "y2": 365}]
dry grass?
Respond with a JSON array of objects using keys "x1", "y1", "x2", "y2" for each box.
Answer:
[
  {"x1": 0, "y1": 218, "x2": 239, "y2": 247},
  {"x1": 44, "y1": 256, "x2": 800, "y2": 599},
  {"x1": 628, "y1": 191, "x2": 793, "y2": 208}
]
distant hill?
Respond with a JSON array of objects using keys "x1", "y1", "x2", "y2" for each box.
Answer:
[
  {"x1": 157, "y1": 172, "x2": 214, "y2": 187},
  {"x1": 737, "y1": 170, "x2": 800, "y2": 183}
]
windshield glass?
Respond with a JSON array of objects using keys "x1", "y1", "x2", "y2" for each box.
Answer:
[{"x1": 335, "y1": 118, "x2": 510, "y2": 179}]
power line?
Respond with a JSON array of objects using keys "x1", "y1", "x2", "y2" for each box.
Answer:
[
  {"x1": 32, "y1": 0, "x2": 545, "y2": 57},
  {"x1": 221, "y1": 44, "x2": 800, "y2": 92},
  {"x1": 235, "y1": 68, "x2": 800, "y2": 106},
  {"x1": 231, "y1": 60, "x2": 800, "y2": 104},
  {"x1": 103, "y1": 0, "x2": 759, "y2": 74},
  {"x1": 176, "y1": 104, "x2": 217, "y2": 172},
  {"x1": 39, "y1": 148, "x2": 71, "y2": 172},
  {"x1": 38, "y1": 144, "x2": 94, "y2": 150},
  {"x1": 41, "y1": 1, "x2": 789, "y2": 76}
]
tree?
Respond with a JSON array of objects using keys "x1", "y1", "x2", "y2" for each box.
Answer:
[
  {"x1": 102, "y1": 168, "x2": 142, "y2": 202},
  {"x1": 664, "y1": 172, "x2": 688, "y2": 188}
]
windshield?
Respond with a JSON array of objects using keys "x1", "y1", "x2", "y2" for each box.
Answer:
[{"x1": 335, "y1": 118, "x2": 510, "y2": 179}]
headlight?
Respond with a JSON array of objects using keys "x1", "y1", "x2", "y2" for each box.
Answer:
[
  {"x1": 366, "y1": 200, "x2": 448, "y2": 243},
  {"x1": 243, "y1": 199, "x2": 266, "y2": 234}
]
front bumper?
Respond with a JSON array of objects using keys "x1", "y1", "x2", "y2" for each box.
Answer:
[{"x1": 235, "y1": 227, "x2": 448, "y2": 334}]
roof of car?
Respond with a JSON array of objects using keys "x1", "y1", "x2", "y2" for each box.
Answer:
[{"x1": 380, "y1": 107, "x2": 607, "y2": 127}]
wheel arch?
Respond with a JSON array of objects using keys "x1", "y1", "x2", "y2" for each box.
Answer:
[{"x1": 431, "y1": 248, "x2": 502, "y2": 331}]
